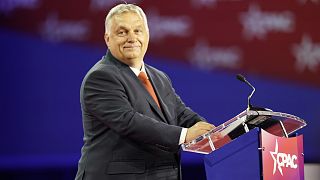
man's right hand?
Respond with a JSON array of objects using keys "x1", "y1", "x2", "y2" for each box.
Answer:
[{"x1": 185, "y1": 122, "x2": 215, "y2": 143}]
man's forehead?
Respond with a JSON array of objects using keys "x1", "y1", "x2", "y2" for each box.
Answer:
[{"x1": 112, "y1": 12, "x2": 144, "y2": 24}]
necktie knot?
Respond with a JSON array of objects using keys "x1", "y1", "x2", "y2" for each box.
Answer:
[{"x1": 138, "y1": 72, "x2": 148, "y2": 83}]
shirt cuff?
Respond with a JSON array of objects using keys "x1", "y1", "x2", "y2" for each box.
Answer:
[{"x1": 179, "y1": 128, "x2": 188, "y2": 145}]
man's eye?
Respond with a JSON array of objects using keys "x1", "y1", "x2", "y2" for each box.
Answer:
[
  {"x1": 135, "y1": 29, "x2": 142, "y2": 34},
  {"x1": 118, "y1": 31, "x2": 126, "y2": 36}
]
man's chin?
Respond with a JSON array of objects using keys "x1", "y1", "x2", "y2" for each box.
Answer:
[{"x1": 124, "y1": 53, "x2": 140, "y2": 60}]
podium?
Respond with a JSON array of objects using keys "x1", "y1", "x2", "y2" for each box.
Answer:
[{"x1": 182, "y1": 109, "x2": 307, "y2": 180}]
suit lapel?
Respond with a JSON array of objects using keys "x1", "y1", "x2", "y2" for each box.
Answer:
[
  {"x1": 103, "y1": 52, "x2": 168, "y2": 123},
  {"x1": 146, "y1": 67, "x2": 170, "y2": 124},
  {"x1": 140, "y1": 70, "x2": 167, "y2": 122}
]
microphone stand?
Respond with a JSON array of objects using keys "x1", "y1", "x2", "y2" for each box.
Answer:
[{"x1": 236, "y1": 74, "x2": 288, "y2": 137}]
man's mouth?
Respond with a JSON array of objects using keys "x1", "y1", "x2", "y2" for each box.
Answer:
[{"x1": 124, "y1": 46, "x2": 139, "y2": 49}]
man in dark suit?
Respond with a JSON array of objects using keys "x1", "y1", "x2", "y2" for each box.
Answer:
[{"x1": 75, "y1": 3, "x2": 214, "y2": 180}]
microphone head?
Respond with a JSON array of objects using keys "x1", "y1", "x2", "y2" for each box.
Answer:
[{"x1": 236, "y1": 74, "x2": 246, "y2": 82}]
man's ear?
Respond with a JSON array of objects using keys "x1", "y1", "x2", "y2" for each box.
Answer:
[{"x1": 104, "y1": 34, "x2": 109, "y2": 47}]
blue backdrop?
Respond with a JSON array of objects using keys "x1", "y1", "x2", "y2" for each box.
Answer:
[{"x1": 1, "y1": 28, "x2": 319, "y2": 179}]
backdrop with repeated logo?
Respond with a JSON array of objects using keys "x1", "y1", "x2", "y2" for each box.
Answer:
[{"x1": 1, "y1": 0, "x2": 319, "y2": 85}]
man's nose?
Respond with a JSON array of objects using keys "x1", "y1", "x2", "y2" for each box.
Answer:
[{"x1": 127, "y1": 31, "x2": 137, "y2": 42}]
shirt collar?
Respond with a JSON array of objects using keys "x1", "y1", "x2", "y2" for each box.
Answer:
[{"x1": 129, "y1": 62, "x2": 147, "y2": 78}]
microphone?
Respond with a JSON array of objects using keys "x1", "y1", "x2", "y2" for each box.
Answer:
[{"x1": 236, "y1": 74, "x2": 255, "y2": 110}]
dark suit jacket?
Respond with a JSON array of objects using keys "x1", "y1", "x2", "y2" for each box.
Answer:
[{"x1": 75, "y1": 51, "x2": 205, "y2": 180}]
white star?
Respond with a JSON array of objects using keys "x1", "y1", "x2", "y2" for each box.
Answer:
[
  {"x1": 292, "y1": 35, "x2": 320, "y2": 72},
  {"x1": 240, "y1": 4, "x2": 294, "y2": 40},
  {"x1": 270, "y1": 139, "x2": 283, "y2": 176},
  {"x1": 240, "y1": 5, "x2": 267, "y2": 40}
]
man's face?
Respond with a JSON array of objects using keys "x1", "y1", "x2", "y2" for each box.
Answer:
[{"x1": 105, "y1": 12, "x2": 149, "y2": 66}]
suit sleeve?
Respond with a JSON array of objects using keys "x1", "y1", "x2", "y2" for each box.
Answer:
[{"x1": 82, "y1": 66, "x2": 182, "y2": 152}]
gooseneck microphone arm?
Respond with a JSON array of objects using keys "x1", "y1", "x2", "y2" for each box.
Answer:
[
  {"x1": 236, "y1": 74, "x2": 256, "y2": 110},
  {"x1": 236, "y1": 74, "x2": 287, "y2": 137}
]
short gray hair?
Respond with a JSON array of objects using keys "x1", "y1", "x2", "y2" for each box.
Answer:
[{"x1": 105, "y1": 4, "x2": 149, "y2": 34}]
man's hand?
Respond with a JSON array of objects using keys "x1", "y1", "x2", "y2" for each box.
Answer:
[{"x1": 185, "y1": 122, "x2": 215, "y2": 143}]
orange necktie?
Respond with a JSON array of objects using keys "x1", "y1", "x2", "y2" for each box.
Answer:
[{"x1": 138, "y1": 72, "x2": 160, "y2": 108}]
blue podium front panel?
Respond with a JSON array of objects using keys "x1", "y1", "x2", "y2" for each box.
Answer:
[{"x1": 204, "y1": 128, "x2": 262, "y2": 180}]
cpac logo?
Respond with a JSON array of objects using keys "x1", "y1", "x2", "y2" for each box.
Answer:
[{"x1": 269, "y1": 139, "x2": 298, "y2": 176}]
